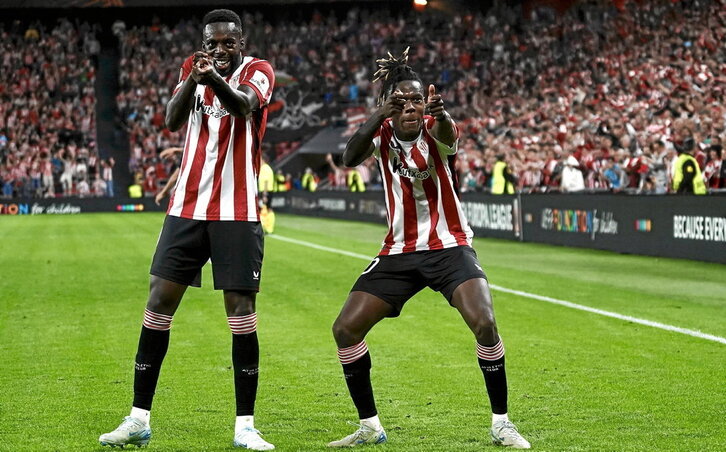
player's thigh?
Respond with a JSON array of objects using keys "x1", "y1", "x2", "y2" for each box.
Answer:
[
  {"x1": 450, "y1": 277, "x2": 497, "y2": 336},
  {"x1": 207, "y1": 220, "x2": 263, "y2": 291},
  {"x1": 422, "y1": 246, "x2": 488, "y2": 305},
  {"x1": 333, "y1": 291, "x2": 395, "y2": 347},
  {"x1": 349, "y1": 254, "x2": 424, "y2": 318},
  {"x1": 150, "y1": 215, "x2": 210, "y2": 287}
]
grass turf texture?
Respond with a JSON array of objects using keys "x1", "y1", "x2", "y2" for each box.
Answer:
[{"x1": 0, "y1": 212, "x2": 724, "y2": 451}]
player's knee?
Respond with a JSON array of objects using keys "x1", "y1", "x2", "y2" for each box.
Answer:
[
  {"x1": 472, "y1": 315, "x2": 498, "y2": 344},
  {"x1": 147, "y1": 286, "x2": 180, "y2": 314},
  {"x1": 224, "y1": 290, "x2": 256, "y2": 316},
  {"x1": 332, "y1": 318, "x2": 361, "y2": 346}
]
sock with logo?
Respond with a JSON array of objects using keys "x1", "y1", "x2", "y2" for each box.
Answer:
[
  {"x1": 229, "y1": 313, "x2": 259, "y2": 416},
  {"x1": 132, "y1": 310, "x2": 173, "y2": 411},
  {"x1": 338, "y1": 341, "x2": 377, "y2": 419},
  {"x1": 477, "y1": 338, "x2": 508, "y2": 415}
]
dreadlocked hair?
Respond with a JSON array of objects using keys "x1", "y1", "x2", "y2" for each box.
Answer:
[
  {"x1": 203, "y1": 9, "x2": 243, "y2": 34},
  {"x1": 372, "y1": 47, "x2": 422, "y2": 107}
]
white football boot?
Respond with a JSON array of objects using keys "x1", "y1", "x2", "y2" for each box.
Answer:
[
  {"x1": 328, "y1": 423, "x2": 387, "y2": 447},
  {"x1": 99, "y1": 416, "x2": 152, "y2": 448},
  {"x1": 233, "y1": 427, "x2": 275, "y2": 450},
  {"x1": 490, "y1": 419, "x2": 531, "y2": 449}
]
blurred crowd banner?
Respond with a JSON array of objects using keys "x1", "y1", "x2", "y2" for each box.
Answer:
[{"x1": 272, "y1": 191, "x2": 726, "y2": 264}]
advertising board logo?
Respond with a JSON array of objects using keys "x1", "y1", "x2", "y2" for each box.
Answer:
[
  {"x1": 634, "y1": 219, "x2": 652, "y2": 232},
  {"x1": 540, "y1": 208, "x2": 618, "y2": 240},
  {"x1": 2, "y1": 202, "x2": 81, "y2": 215},
  {"x1": 462, "y1": 202, "x2": 514, "y2": 231},
  {"x1": 358, "y1": 199, "x2": 387, "y2": 219},
  {"x1": 116, "y1": 204, "x2": 144, "y2": 212},
  {"x1": 0, "y1": 203, "x2": 30, "y2": 215},
  {"x1": 270, "y1": 197, "x2": 286, "y2": 208},
  {"x1": 673, "y1": 215, "x2": 726, "y2": 242},
  {"x1": 318, "y1": 198, "x2": 346, "y2": 212}
]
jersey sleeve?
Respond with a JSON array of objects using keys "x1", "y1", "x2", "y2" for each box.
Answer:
[
  {"x1": 425, "y1": 115, "x2": 459, "y2": 156},
  {"x1": 172, "y1": 55, "x2": 195, "y2": 96},
  {"x1": 239, "y1": 59, "x2": 275, "y2": 106}
]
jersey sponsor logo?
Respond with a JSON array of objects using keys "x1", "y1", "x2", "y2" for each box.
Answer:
[
  {"x1": 248, "y1": 70, "x2": 270, "y2": 95},
  {"x1": 392, "y1": 156, "x2": 433, "y2": 180},
  {"x1": 195, "y1": 94, "x2": 229, "y2": 119}
]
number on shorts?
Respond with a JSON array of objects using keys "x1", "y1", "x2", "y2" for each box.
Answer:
[{"x1": 361, "y1": 257, "x2": 380, "y2": 275}]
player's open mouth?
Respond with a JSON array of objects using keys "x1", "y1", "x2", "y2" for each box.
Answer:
[
  {"x1": 402, "y1": 119, "x2": 418, "y2": 126},
  {"x1": 214, "y1": 59, "x2": 230, "y2": 70}
]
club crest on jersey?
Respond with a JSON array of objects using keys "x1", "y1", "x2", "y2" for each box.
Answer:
[
  {"x1": 388, "y1": 137, "x2": 403, "y2": 154},
  {"x1": 392, "y1": 156, "x2": 433, "y2": 180},
  {"x1": 195, "y1": 94, "x2": 229, "y2": 119}
]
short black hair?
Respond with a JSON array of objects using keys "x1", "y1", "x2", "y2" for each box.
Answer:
[
  {"x1": 372, "y1": 47, "x2": 422, "y2": 106},
  {"x1": 203, "y1": 9, "x2": 242, "y2": 33}
]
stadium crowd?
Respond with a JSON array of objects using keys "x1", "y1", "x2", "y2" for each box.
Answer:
[
  {"x1": 2, "y1": 0, "x2": 724, "y2": 198},
  {"x1": 316, "y1": 0, "x2": 726, "y2": 194},
  {"x1": 0, "y1": 19, "x2": 112, "y2": 199},
  {"x1": 446, "y1": 0, "x2": 726, "y2": 194}
]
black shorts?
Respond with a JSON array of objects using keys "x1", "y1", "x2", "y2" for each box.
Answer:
[
  {"x1": 351, "y1": 245, "x2": 487, "y2": 317},
  {"x1": 150, "y1": 215, "x2": 264, "y2": 291}
]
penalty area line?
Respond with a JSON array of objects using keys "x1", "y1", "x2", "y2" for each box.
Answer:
[{"x1": 269, "y1": 234, "x2": 726, "y2": 346}]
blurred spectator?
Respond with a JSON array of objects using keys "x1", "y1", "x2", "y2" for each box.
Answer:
[{"x1": 561, "y1": 155, "x2": 586, "y2": 192}]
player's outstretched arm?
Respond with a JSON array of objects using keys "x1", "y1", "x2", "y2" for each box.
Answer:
[
  {"x1": 343, "y1": 91, "x2": 405, "y2": 167},
  {"x1": 205, "y1": 75, "x2": 260, "y2": 118},
  {"x1": 158, "y1": 147, "x2": 183, "y2": 160},
  {"x1": 426, "y1": 84, "x2": 456, "y2": 147},
  {"x1": 155, "y1": 167, "x2": 180, "y2": 206}
]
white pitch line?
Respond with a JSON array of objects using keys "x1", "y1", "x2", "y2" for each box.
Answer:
[{"x1": 269, "y1": 234, "x2": 726, "y2": 345}]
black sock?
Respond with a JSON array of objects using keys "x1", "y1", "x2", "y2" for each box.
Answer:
[
  {"x1": 132, "y1": 326, "x2": 170, "y2": 410},
  {"x1": 478, "y1": 354, "x2": 508, "y2": 415},
  {"x1": 232, "y1": 332, "x2": 259, "y2": 416},
  {"x1": 342, "y1": 352, "x2": 377, "y2": 419}
]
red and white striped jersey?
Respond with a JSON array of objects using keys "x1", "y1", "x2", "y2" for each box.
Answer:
[
  {"x1": 372, "y1": 116, "x2": 473, "y2": 255},
  {"x1": 167, "y1": 55, "x2": 274, "y2": 221}
]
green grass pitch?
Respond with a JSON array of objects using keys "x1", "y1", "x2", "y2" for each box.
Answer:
[{"x1": 0, "y1": 212, "x2": 724, "y2": 451}]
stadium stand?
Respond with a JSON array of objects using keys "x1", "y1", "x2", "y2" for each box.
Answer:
[{"x1": 0, "y1": 19, "x2": 105, "y2": 199}]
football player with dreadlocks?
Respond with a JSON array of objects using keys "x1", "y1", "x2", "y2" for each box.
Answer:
[{"x1": 328, "y1": 48, "x2": 530, "y2": 449}]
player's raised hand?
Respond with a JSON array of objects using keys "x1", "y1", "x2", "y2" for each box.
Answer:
[
  {"x1": 191, "y1": 51, "x2": 214, "y2": 84},
  {"x1": 426, "y1": 84, "x2": 446, "y2": 120},
  {"x1": 381, "y1": 89, "x2": 405, "y2": 118}
]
